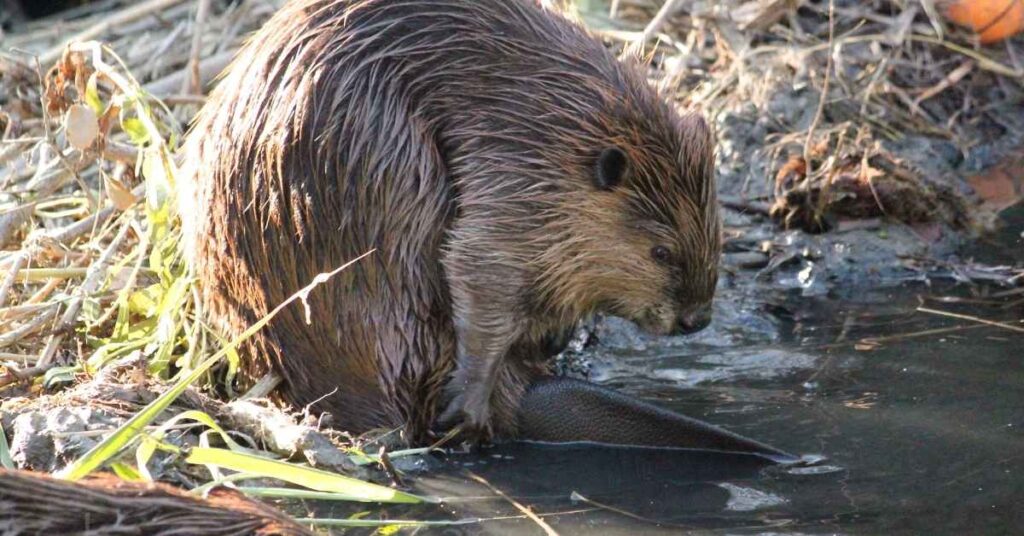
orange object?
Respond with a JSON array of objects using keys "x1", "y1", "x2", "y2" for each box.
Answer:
[{"x1": 945, "y1": 0, "x2": 1024, "y2": 44}]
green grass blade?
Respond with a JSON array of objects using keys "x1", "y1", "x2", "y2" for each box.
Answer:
[
  {"x1": 348, "y1": 446, "x2": 435, "y2": 466},
  {"x1": 59, "y1": 350, "x2": 224, "y2": 481},
  {"x1": 189, "y1": 472, "x2": 261, "y2": 496},
  {"x1": 238, "y1": 487, "x2": 367, "y2": 502},
  {"x1": 185, "y1": 447, "x2": 427, "y2": 504},
  {"x1": 296, "y1": 517, "x2": 475, "y2": 528},
  {"x1": 58, "y1": 252, "x2": 374, "y2": 481},
  {"x1": 109, "y1": 461, "x2": 144, "y2": 481},
  {"x1": 134, "y1": 408, "x2": 255, "y2": 481}
]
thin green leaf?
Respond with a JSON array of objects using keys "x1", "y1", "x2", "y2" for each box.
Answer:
[
  {"x1": 135, "y1": 410, "x2": 263, "y2": 479},
  {"x1": 296, "y1": 517, "x2": 474, "y2": 528},
  {"x1": 189, "y1": 472, "x2": 263, "y2": 496},
  {"x1": 109, "y1": 461, "x2": 143, "y2": 481},
  {"x1": 159, "y1": 411, "x2": 249, "y2": 452},
  {"x1": 239, "y1": 487, "x2": 369, "y2": 502},
  {"x1": 185, "y1": 447, "x2": 426, "y2": 504},
  {"x1": 142, "y1": 148, "x2": 173, "y2": 217},
  {"x1": 128, "y1": 283, "x2": 163, "y2": 317},
  {"x1": 59, "y1": 252, "x2": 374, "y2": 481},
  {"x1": 85, "y1": 73, "x2": 104, "y2": 115},
  {"x1": 43, "y1": 365, "x2": 80, "y2": 389},
  {"x1": 85, "y1": 339, "x2": 148, "y2": 373},
  {"x1": 59, "y1": 351, "x2": 223, "y2": 481},
  {"x1": 147, "y1": 315, "x2": 182, "y2": 377},
  {"x1": 204, "y1": 326, "x2": 240, "y2": 392},
  {"x1": 351, "y1": 447, "x2": 434, "y2": 466},
  {"x1": 135, "y1": 435, "x2": 160, "y2": 481},
  {"x1": 198, "y1": 431, "x2": 227, "y2": 484},
  {"x1": 122, "y1": 117, "x2": 150, "y2": 145}
]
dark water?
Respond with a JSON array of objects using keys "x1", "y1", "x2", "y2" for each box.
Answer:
[{"x1": 313, "y1": 208, "x2": 1023, "y2": 535}]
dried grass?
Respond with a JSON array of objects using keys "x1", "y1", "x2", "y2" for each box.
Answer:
[{"x1": 602, "y1": 0, "x2": 1022, "y2": 231}]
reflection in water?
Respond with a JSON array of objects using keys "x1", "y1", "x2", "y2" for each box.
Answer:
[{"x1": 423, "y1": 443, "x2": 781, "y2": 533}]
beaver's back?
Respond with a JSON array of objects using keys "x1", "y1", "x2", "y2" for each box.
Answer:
[{"x1": 180, "y1": 0, "x2": 660, "y2": 438}]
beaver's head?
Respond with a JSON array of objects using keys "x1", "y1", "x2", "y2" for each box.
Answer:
[{"x1": 540, "y1": 108, "x2": 720, "y2": 337}]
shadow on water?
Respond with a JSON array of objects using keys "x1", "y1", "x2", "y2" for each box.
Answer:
[{"x1": 306, "y1": 205, "x2": 1023, "y2": 534}]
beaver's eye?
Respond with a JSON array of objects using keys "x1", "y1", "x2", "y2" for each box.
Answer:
[
  {"x1": 594, "y1": 147, "x2": 630, "y2": 190},
  {"x1": 650, "y1": 245, "x2": 672, "y2": 265}
]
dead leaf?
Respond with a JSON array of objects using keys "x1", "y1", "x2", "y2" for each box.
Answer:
[
  {"x1": 64, "y1": 104, "x2": 99, "y2": 150},
  {"x1": 774, "y1": 155, "x2": 807, "y2": 193},
  {"x1": 104, "y1": 173, "x2": 138, "y2": 211},
  {"x1": 967, "y1": 148, "x2": 1024, "y2": 212}
]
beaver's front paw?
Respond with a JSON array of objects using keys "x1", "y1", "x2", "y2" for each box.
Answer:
[{"x1": 436, "y1": 389, "x2": 494, "y2": 443}]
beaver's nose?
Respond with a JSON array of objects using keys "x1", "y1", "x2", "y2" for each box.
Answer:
[{"x1": 673, "y1": 304, "x2": 712, "y2": 335}]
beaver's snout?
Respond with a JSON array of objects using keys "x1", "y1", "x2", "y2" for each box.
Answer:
[{"x1": 671, "y1": 303, "x2": 712, "y2": 335}]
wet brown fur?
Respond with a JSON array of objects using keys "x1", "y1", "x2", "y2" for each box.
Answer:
[{"x1": 180, "y1": 0, "x2": 719, "y2": 442}]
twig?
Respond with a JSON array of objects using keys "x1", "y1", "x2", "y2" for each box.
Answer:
[
  {"x1": 0, "y1": 146, "x2": 94, "y2": 247},
  {"x1": 639, "y1": 0, "x2": 685, "y2": 44},
  {"x1": 912, "y1": 60, "x2": 974, "y2": 113},
  {"x1": 183, "y1": 0, "x2": 213, "y2": 95},
  {"x1": 0, "y1": 352, "x2": 39, "y2": 365},
  {"x1": 90, "y1": 220, "x2": 148, "y2": 329},
  {"x1": 101, "y1": 141, "x2": 139, "y2": 165},
  {"x1": 918, "y1": 0, "x2": 946, "y2": 41},
  {"x1": 622, "y1": 0, "x2": 688, "y2": 58},
  {"x1": 36, "y1": 219, "x2": 133, "y2": 371},
  {"x1": 36, "y1": 184, "x2": 144, "y2": 247},
  {"x1": 144, "y1": 50, "x2": 234, "y2": 97},
  {"x1": 464, "y1": 471, "x2": 560, "y2": 536},
  {"x1": 803, "y1": 0, "x2": 834, "y2": 174},
  {"x1": 790, "y1": 33, "x2": 1023, "y2": 78},
  {"x1": 40, "y1": 0, "x2": 191, "y2": 66},
  {"x1": 0, "y1": 302, "x2": 54, "y2": 324},
  {"x1": 720, "y1": 195, "x2": 772, "y2": 216},
  {"x1": 570, "y1": 491, "x2": 692, "y2": 529},
  {"x1": 238, "y1": 372, "x2": 283, "y2": 400},
  {"x1": 0, "y1": 251, "x2": 28, "y2": 309},
  {"x1": 0, "y1": 363, "x2": 53, "y2": 389},
  {"x1": 916, "y1": 307, "x2": 1024, "y2": 334},
  {"x1": 859, "y1": 323, "x2": 988, "y2": 345},
  {"x1": 160, "y1": 94, "x2": 208, "y2": 106},
  {"x1": 0, "y1": 304, "x2": 57, "y2": 350},
  {"x1": 471, "y1": 508, "x2": 597, "y2": 522},
  {"x1": 377, "y1": 446, "x2": 405, "y2": 488}
]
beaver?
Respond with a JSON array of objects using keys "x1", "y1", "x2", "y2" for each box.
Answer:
[{"x1": 180, "y1": 0, "x2": 791, "y2": 458}]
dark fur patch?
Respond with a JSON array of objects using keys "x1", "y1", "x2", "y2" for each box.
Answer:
[{"x1": 594, "y1": 147, "x2": 629, "y2": 190}]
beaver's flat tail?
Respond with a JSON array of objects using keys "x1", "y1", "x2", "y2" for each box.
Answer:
[{"x1": 515, "y1": 377, "x2": 799, "y2": 463}]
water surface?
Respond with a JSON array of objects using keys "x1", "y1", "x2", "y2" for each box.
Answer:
[{"x1": 314, "y1": 207, "x2": 1023, "y2": 534}]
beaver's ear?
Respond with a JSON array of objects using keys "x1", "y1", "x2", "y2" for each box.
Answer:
[{"x1": 594, "y1": 147, "x2": 630, "y2": 190}]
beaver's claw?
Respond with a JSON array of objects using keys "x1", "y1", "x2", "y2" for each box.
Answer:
[{"x1": 435, "y1": 392, "x2": 494, "y2": 444}]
